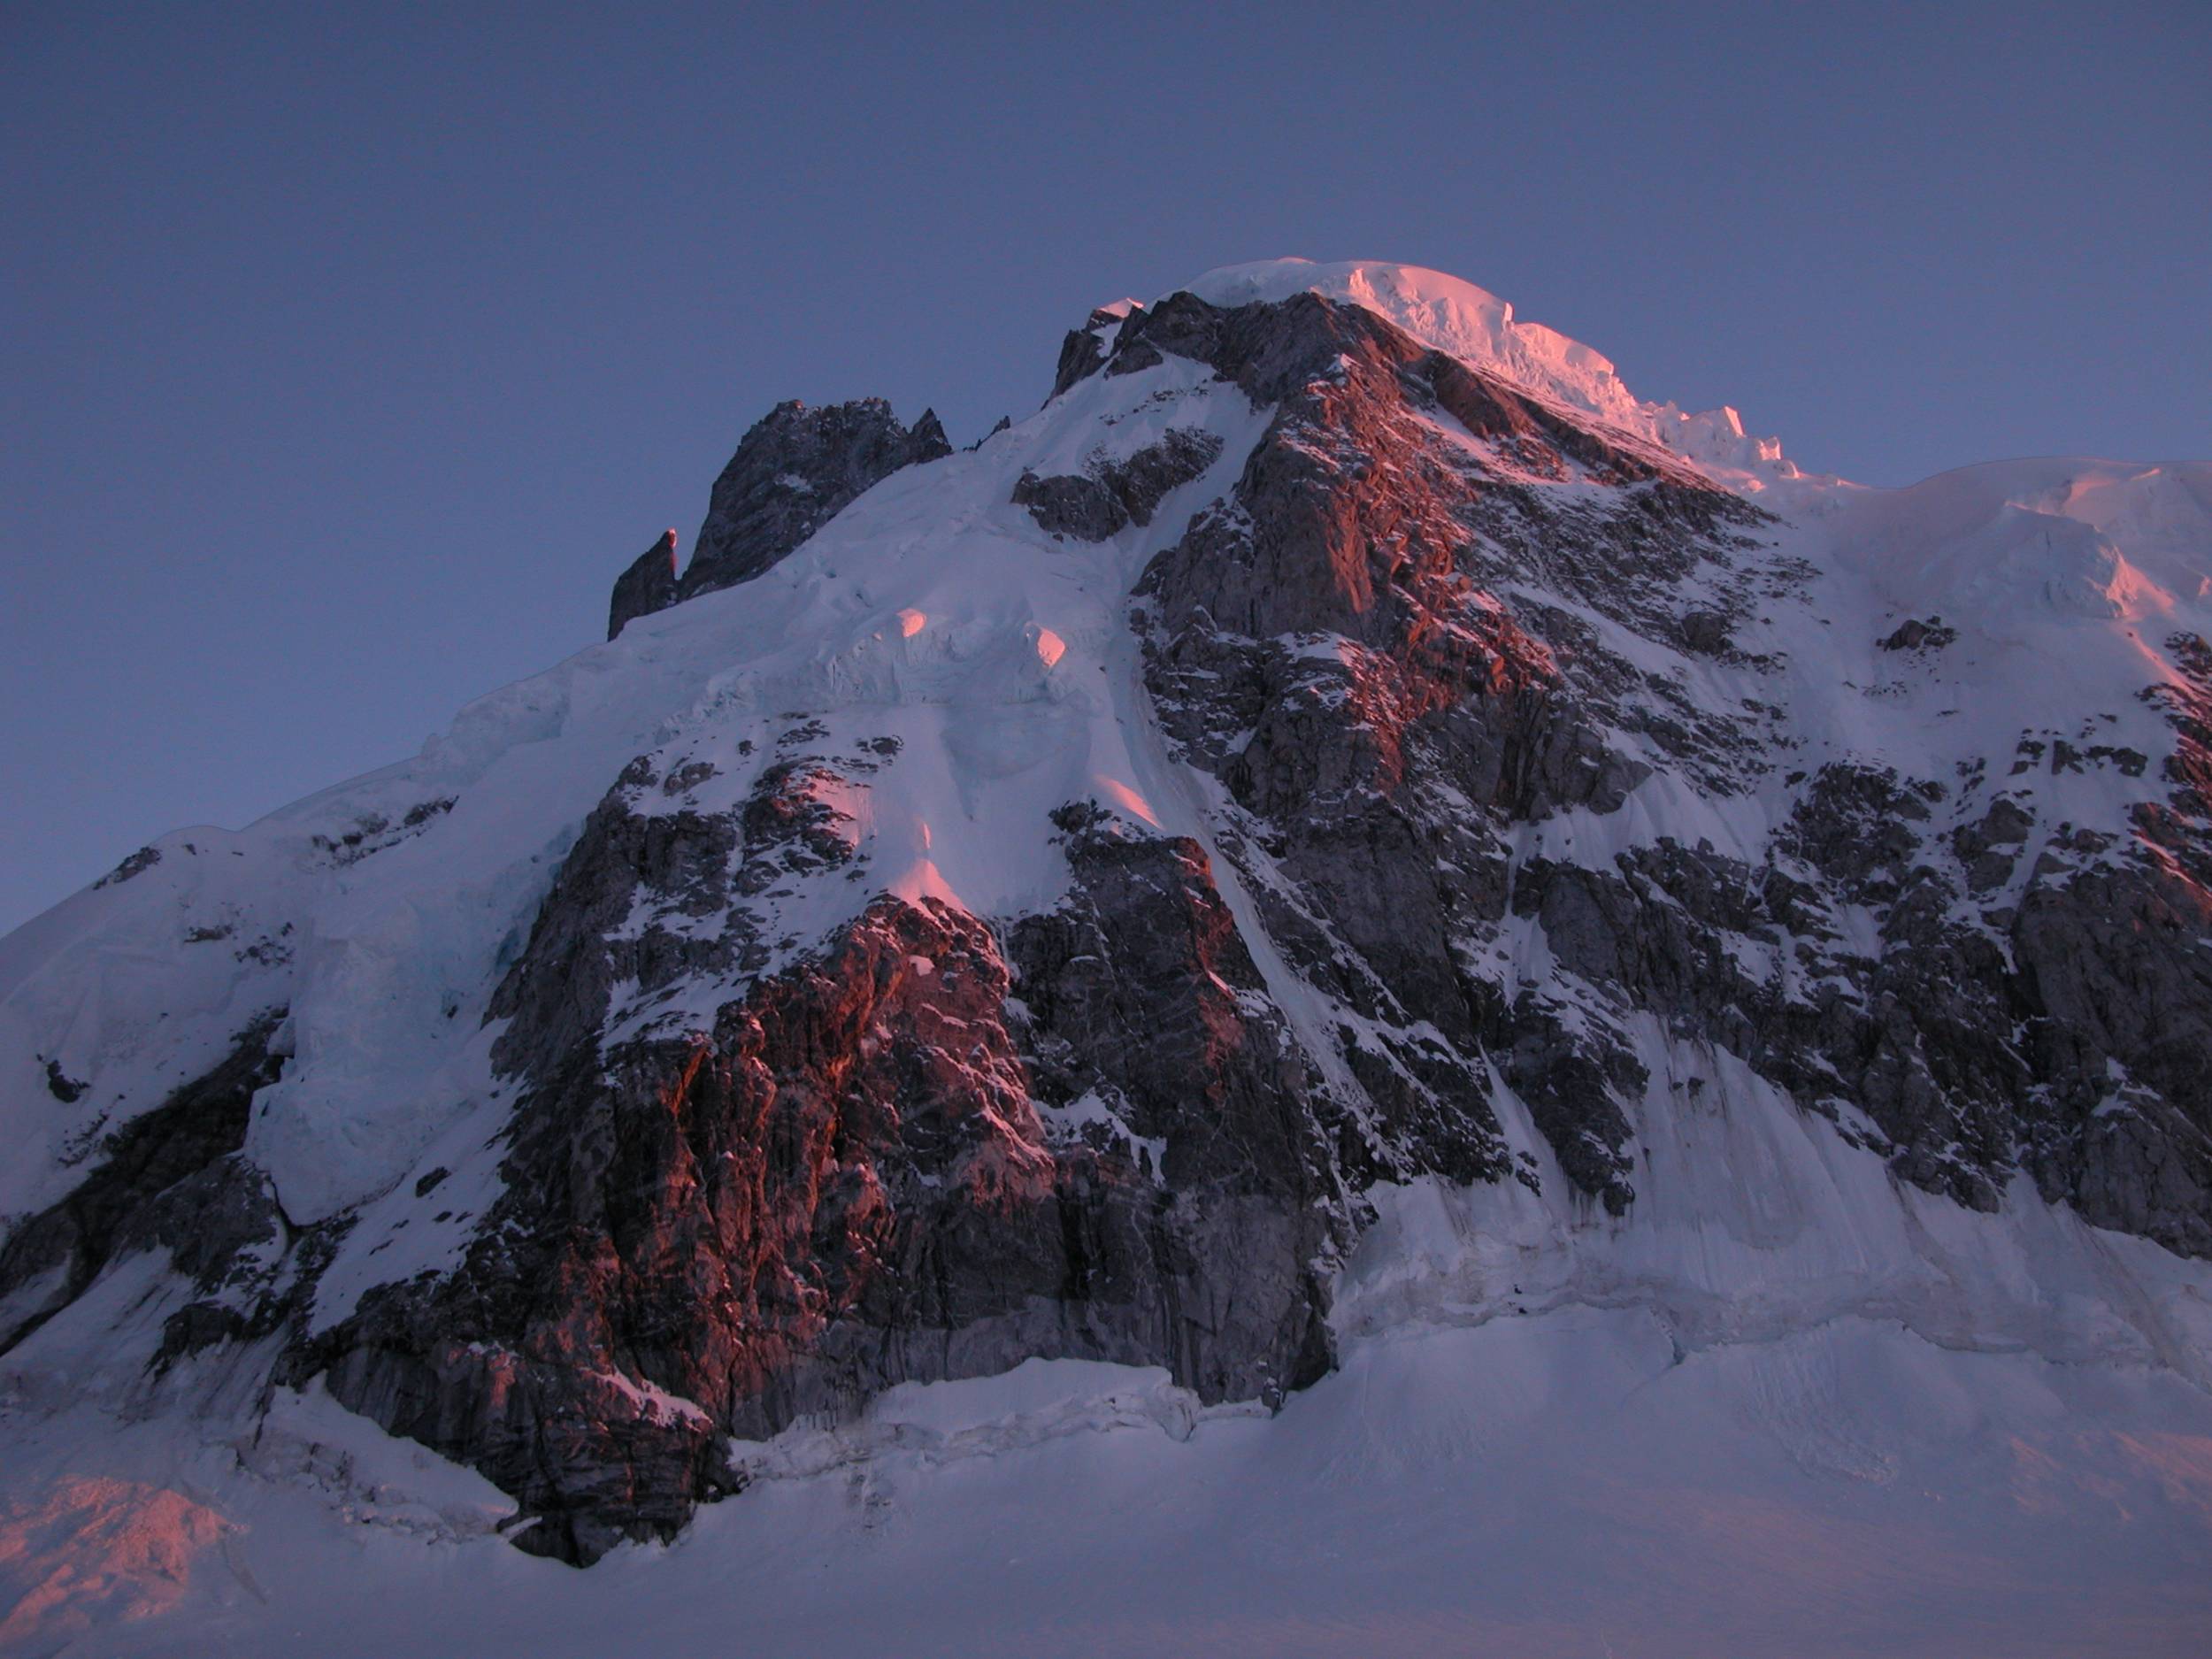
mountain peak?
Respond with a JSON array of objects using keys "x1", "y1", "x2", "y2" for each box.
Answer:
[
  {"x1": 4, "y1": 259, "x2": 2208, "y2": 1613},
  {"x1": 1174, "y1": 257, "x2": 1793, "y2": 482},
  {"x1": 1178, "y1": 258, "x2": 1632, "y2": 419}
]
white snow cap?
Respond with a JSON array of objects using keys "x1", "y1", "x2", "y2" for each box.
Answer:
[{"x1": 1176, "y1": 258, "x2": 1790, "y2": 480}]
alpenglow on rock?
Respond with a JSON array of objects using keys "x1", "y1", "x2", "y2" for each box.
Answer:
[{"x1": 5, "y1": 259, "x2": 2211, "y2": 1570}]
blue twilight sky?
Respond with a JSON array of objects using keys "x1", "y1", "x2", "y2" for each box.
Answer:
[{"x1": 4, "y1": 2, "x2": 2208, "y2": 933}]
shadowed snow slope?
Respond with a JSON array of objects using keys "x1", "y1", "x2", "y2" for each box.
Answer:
[
  {"x1": 5, "y1": 1318, "x2": 2210, "y2": 1658},
  {"x1": 3, "y1": 261, "x2": 2210, "y2": 1648}
]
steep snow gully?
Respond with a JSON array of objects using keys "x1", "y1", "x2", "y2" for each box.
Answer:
[{"x1": 4, "y1": 258, "x2": 2212, "y2": 1654}]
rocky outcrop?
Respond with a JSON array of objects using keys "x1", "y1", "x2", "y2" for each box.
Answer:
[
  {"x1": 1879, "y1": 616, "x2": 1958, "y2": 652},
  {"x1": 1011, "y1": 429, "x2": 1224, "y2": 541},
  {"x1": 602, "y1": 400, "x2": 952, "y2": 635},
  {"x1": 0, "y1": 1012, "x2": 289, "y2": 1356},
  {"x1": 296, "y1": 763, "x2": 1338, "y2": 1563},
  {"x1": 1083, "y1": 286, "x2": 2212, "y2": 1245},
  {"x1": 1110, "y1": 288, "x2": 1758, "y2": 1210},
  {"x1": 606, "y1": 530, "x2": 680, "y2": 640},
  {"x1": 681, "y1": 398, "x2": 949, "y2": 601},
  {"x1": 1050, "y1": 303, "x2": 1135, "y2": 399}
]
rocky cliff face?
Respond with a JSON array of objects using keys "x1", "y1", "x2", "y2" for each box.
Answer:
[
  {"x1": 606, "y1": 530, "x2": 680, "y2": 640},
  {"x1": 607, "y1": 398, "x2": 952, "y2": 639},
  {"x1": 6, "y1": 262, "x2": 2209, "y2": 1567},
  {"x1": 682, "y1": 398, "x2": 948, "y2": 602},
  {"x1": 1073, "y1": 288, "x2": 2212, "y2": 1255},
  {"x1": 299, "y1": 781, "x2": 1336, "y2": 1560}
]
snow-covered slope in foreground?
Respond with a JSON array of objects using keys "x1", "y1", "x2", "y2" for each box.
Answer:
[
  {"x1": 4, "y1": 258, "x2": 2212, "y2": 1648},
  {"x1": 10, "y1": 1304, "x2": 2212, "y2": 1657},
  {"x1": 1184, "y1": 257, "x2": 1797, "y2": 472}
]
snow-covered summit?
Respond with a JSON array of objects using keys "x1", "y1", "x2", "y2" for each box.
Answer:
[{"x1": 1177, "y1": 257, "x2": 1792, "y2": 480}]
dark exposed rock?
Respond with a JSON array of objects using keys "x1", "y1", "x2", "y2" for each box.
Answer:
[
  {"x1": 94, "y1": 845, "x2": 161, "y2": 888},
  {"x1": 1050, "y1": 304, "x2": 1137, "y2": 399},
  {"x1": 1495, "y1": 994, "x2": 1641, "y2": 1214},
  {"x1": 680, "y1": 398, "x2": 952, "y2": 601},
  {"x1": 1010, "y1": 471, "x2": 1126, "y2": 541},
  {"x1": 1680, "y1": 610, "x2": 1732, "y2": 655},
  {"x1": 1, "y1": 1012, "x2": 288, "y2": 1354},
  {"x1": 1087, "y1": 285, "x2": 2212, "y2": 1250},
  {"x1": 1123, "y1": 288, "x2": 1754, "y2": 1204},
  {"x1": 1007, "y1": 813, "x2": 1340, "y2": 1210},
  {"x1": 1011, "y1": 428, "x2": 1225, "y2": 541},
  {"x1": 1785, "y1": 763, "x2": 1937, "y2": 896},
  {"x1": 481, "y1": 766, "x2": 753, "y2": 1073},
  {"x1": 308, "y1": 803, "x2": 452, "y2": 869},
  {"x1": 607, "y1": 530, "x2": 680, "y2": 640},
  {"x1": 1954, "y1": 795, "x2": 2034, "y2": 893},
  {"x1": 1880, "y1": 616, "x2": 1959, "y2": 652},
  {"x1": 909, "y1": 408, "x2": 949, "y2": 455},
  {"x1": 302, "y1": 794, "x2": 1339, "y2": 1561}
]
